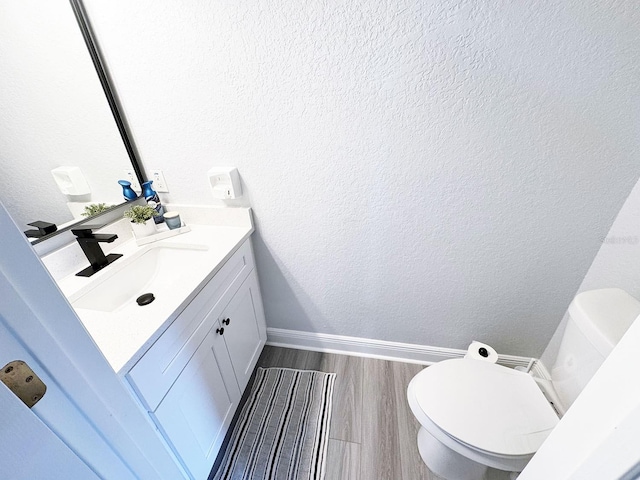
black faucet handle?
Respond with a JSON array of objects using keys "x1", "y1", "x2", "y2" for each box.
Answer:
[
  {"x1": 72, "y1": 227, "x2": 118, "y2": 243},
  {"x1": 24, "y1": 221, "x2": 58, "y2": 238},
  {"x1": 72, "y1": 223, "x2": 110, "y2": 235},
  {"x1": 71, "y1": 228, "x2": 96, "y2": 239}
]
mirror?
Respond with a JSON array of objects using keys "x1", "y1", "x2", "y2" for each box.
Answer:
[{"x1": 0, "y1": 0, "x2": 144, "y2": 244}]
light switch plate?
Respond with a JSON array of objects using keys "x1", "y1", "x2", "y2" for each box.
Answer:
[
  {"x1": 150, "y1": 169, "x2": 169, "y2": 192},
  {"x1": 123, "y1": 169, "x2": 141, "y2": 191}
]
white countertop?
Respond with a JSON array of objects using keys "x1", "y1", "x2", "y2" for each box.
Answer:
[{"x1": 56, "y1": 220, "x2": 253, "y2": 374}]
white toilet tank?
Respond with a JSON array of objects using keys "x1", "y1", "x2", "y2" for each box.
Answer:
[{"x1": 551, "y1": 288, "x2": 640, "y2": 410}]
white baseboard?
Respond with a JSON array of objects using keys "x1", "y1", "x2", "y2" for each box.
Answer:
[{"x1": 266, "y1": 328, "x2": 546, "y2": 374}]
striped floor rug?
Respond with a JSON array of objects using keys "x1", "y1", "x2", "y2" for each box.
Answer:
[{"x1": 212, "y1": 367, "x2": 336, "y2": 480}]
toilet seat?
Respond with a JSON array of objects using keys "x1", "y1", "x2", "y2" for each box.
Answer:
[{"x1": 409, "y1": 358, "x2": 559, "y2": 457}]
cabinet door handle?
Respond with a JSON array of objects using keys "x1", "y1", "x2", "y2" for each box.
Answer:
[
  {"x1": 222, "y1": 318, "x2": 230, "y2": 326},
  {"x1": 216, "y1": 327, "x2": 225, "y2": 335}
]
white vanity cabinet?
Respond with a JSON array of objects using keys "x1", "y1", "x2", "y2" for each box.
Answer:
[{"x1": 125, "y1": 239, "x2": 267, "y2": 480}]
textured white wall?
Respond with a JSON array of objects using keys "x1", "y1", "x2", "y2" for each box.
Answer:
[
  {"x1": 0, "y1": 0, "x2": 132, "y2": 230},
  {"x1": 84, "y1": 0, "x2": 640, "y2": 356}
]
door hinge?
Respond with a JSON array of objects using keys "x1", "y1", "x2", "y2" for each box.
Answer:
[{"x1": 0, "y1": 360, "x2": 47, "y2": 408}]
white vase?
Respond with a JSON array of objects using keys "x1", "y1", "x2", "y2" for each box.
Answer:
[{"x1": 131, "y1": 220, "x2": 156, "y2": 238}]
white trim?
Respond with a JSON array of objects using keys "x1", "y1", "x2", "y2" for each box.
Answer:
[
  {"x1": 266, "y1": 327, "x2": 540, "y2": 370},
  {"x1": 531, "y1": 357, "x2": 552, "y2": 380}
]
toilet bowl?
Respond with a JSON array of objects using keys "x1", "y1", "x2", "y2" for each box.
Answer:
[
  {"x1": 407, "y1": 358, "x2": 558, "y2": 479},
  {"x1": 407, "y1": 288, "x2": 640, "y2": 480}
]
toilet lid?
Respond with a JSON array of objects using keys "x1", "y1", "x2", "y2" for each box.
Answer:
[{"x1": 409, "y1": 358, "x2": 559, "y2": 456}]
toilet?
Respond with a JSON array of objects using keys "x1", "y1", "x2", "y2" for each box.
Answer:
[{"x1": 407, "y1": 288, "x2": 640, "y2": 480}]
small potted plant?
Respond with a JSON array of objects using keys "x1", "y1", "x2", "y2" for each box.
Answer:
[
  {"x1": 124, "y1": 205, "x2": 158, "y2": 238},
  {"x1": 81, "y1": 203, "x2": 113, "y2": 218}
]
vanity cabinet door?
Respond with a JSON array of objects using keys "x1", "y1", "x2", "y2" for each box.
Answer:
[
  {"x1": 219, "y1": 271, "x2": 267, "y2": 391},
  {"x1": 127, "y1": 240, "x2": 255, "y2": 412},
  {"x1": 152, "y1": 325, "x2": 241, "y2": 480}
]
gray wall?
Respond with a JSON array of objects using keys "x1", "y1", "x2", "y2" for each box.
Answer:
[{"x1": 84, "y1": 0, "x2": 640, "y2": 356}]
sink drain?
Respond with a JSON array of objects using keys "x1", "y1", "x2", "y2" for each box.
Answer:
[{"x1": 136, "y1": 293, "x2": 155, "y2": 306}]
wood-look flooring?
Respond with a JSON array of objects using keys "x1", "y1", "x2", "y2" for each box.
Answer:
[{"x1": 255, "y1": 346, "x2": 437, "y2": 480}]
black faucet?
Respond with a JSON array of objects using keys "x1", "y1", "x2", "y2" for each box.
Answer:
[
  {"x1": 72, "y1": 227, "x2": 123, "y2": 277},
  {"x1": 24, "y1": 220, "x2": 57, "y2": 238}
]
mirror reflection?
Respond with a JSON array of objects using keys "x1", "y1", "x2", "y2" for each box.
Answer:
[{"x1": 0, "y1": 0, "x2": 138, "y2": 239}]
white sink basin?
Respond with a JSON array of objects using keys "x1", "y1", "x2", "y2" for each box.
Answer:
[
  {"x1": 51, "y1": 218, "x2": 254, "y2": 373},
  {"x1": 71, "y1": 243, "x2": 209, "y2": 313}
]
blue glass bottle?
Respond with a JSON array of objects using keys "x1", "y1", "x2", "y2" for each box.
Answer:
[
  {"x1": 141, "y1": 180, "x2": 165, "y2": 223},
  {"x1": 118, "y1": 180, "x2": 138, "y2": 201}
]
